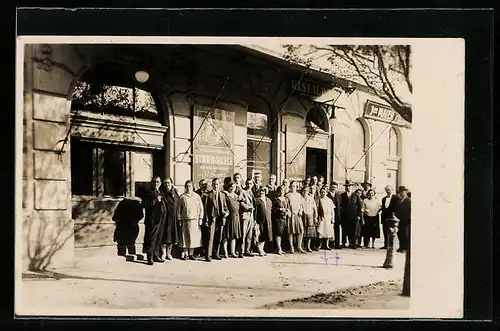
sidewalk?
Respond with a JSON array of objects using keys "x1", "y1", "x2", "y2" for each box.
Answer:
[{"x1": 18, "y1": 243, "x2": 407, "y2": 314}]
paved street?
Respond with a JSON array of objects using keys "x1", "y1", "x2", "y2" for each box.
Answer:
[{"x1": 18, "y1": 243, "x2": 406, "y2": 315}]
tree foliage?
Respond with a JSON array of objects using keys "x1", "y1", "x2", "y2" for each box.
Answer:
[{"x1": 283, "y1": 45, "x2": 412, "y2": 123}]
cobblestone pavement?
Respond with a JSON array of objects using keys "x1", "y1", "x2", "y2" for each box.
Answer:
[{"x1": 18, "y1": 243, "x2": 407, "y2": 315}]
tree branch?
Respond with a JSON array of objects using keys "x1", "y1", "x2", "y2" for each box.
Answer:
[{"x1": 374, "y1": 46, "x2": 405, "y2": 106}]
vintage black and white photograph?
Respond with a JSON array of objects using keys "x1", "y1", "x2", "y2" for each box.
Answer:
[{"x1": 15, "y1": 36, "x2": 464, "y2": 317}]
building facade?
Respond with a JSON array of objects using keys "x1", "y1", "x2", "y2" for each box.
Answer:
[{"x1": 21, "y1": 44, "x2": 411, "y2": 270}]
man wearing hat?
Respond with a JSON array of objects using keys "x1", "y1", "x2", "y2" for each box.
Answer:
[
  {"x1": 340, "y1": 180, "x2": 363, "y2": 249},
  {"x1": 394, "y1": 186, "x2": 411, "y2": 252}
]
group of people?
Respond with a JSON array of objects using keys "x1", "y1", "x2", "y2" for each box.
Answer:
[{"x1": 140, "y1": 172, "x2": 411, "y2": 266}]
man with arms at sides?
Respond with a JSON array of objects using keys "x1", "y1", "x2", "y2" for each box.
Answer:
[
  {"x1": 327, "y1": 181, "x2": 343, "y2": 249},
  {"x1": 380, "y1": 185, "x2": 398, "y2": 249},
  {"x1": 142, "y1": 176, "x2": 167, "y2": 265},
  {"x1": 340, "y1": 180, "x2": 363, "y2": 249},
  {"x1": 254, "y1": 186, "x2": 274, "y2": 256},
  {"x1": 266, "y1": 173, "x2": 278, "y2": 200},
  {"x1": 239, "y1": 179, "x2": 256, "y2": 257},
  {"x1": 202, "y1": 177, "x2": 229, "y2": 261},
  {"x1": 395, "y1": 186, "x2": 411, "y2": 253}
]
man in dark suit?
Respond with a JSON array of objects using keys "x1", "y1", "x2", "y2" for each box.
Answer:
[
  {"x1": 196, "y1": 178, "x2": 210, "y2": 257},
  {"x1": 395, "y1": 186, "x2": 411, "y2": 252},
  {"x1": 327, "y1": 181, "x2": 343, "y2": 249},
  {"x1": 201, "y1": 177, "x2": 229, "y2": 261},
  {"x1": 340, "y1": 180, "x2": 363, "y2": 249},
  {"x1": 381, "y1": 185, "x2": 399, "y2": 249},
  {"x1": 142, "y1": 176, "x2": 167, "y2": 265}
]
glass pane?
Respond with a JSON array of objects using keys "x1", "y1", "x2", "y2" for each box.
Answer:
[
  {"x1": 247, "y1": 140, "x2": 271, "y2": 182},
  {"x1": 103, "y1": 149, "x2": 126, "y2": 196},
  {"x1": 349, "y1": 120, "x2": 365, "y2": 169},
  {"x1": 71, "y1": 81, "x2": 102, "y2": 109},
  {"x1": 71, "y1": 140, "x2": 94, "y2": 195},
  {"x1": 103, "y1": 85, "x2": 133, "y2": 110},
  {"x1": 247, "y1": 112, "x2": 269, "y2": 136},
  {"x1": 389, "y1": 128, "x2": 398, "y2": 156},
  {"x1": 135, "y1": 88, "x2": 158, "y2": 114}
]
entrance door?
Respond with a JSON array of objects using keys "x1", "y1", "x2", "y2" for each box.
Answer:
[{"x1": 306, "y1": 147, "x2": 327, "y2": 179}]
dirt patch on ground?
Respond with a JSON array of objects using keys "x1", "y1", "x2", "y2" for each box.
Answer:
[{"x1": 261, "y1": 280, "x2": 409, "y2": 310}]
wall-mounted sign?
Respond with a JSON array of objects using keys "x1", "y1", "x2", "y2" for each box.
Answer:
[
  {"x1": 291, "y1": 79, "x2": 334, "y2": 98},
  {"x1": 364, "y1": 100, "x2": 409, "y2": 127},
  {"x1": 193, "y1": 105, "x2": 235, "y2": 184}
]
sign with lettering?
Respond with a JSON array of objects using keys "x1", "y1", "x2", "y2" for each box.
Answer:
[
  {"x1": 291, "y1": 79, "x2": 334, "y2": 98},
  {"x1": 363, "y1": 100, "x2": 409, "y2": 127},
  {"x1": 193, "y1": 105, "x2": 235, "y2": 184}
]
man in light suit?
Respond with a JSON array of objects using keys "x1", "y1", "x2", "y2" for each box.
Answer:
[
  {"x1": 202, "y1": 177, "x2": 229, "y2": 261},
  {"x1": 239, "y1": 179, "x2": 256, "y2": 257}
]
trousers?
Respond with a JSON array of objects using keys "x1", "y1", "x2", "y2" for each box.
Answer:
[{"x1": 240, "y1": 217, "x2": 254, "y2": 253}]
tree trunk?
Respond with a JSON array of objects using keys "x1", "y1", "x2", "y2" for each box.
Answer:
[{"x1": 402, "y1": 246, "x2": 410, "y2": 296}]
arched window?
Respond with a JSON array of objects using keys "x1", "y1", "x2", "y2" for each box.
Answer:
[
  {"x1": 70, "y1": 63, "x2": 166, "y2": 198},
  {"x1": 386, "y1": 126, "x2": 401, "y2": 190},
  {"x1": 388, "y1": 127, "x2": 399, "y2": 156},
  {"x1": 71, "y1": 63, "x2": 159, "y2": 121},
  {"x1": 246, "y1": 103, "x2": 272, "y2": 183},
  {"x1": 349, "y1": 119, "x2": 367, "y2": 183}
]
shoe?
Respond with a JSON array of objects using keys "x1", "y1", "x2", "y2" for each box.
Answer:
[
  {"x1": 307, "y1": 248, "x2": 313, "y2": 252},
  {"x1": 238, "y1": 253, "x2": 244, "y2": 258},
  {"x1": 182, "y1": 255, "x2": 188, "y2": 261},
  {"x1": 289, "y1": 250, "x2": 295, "y2": 254},
  {"x1": 397, "y1": 248, "x2": 406, "y2": 253},
  {"x1": 189, "y1": 255, "x2": 196, "y2": 260},
  {"x1": 277, "y1": 250, "x2": 284, "y2": 255},
  {"x1": 298, "y1": 249, "x2": 306, "y2": 254},
  {"x1": 166, "y1": 254, "x2": 173, "y2": 260},
  {"x1": 380, "y1": 246, "x2": 387, "y2": 249},
  {"x1": 213, "y1": 255, "x2": 222, "y2": 260},
  {"x1": 223, "y1": 254, "x2": 229, "y2": 259},
  {"x1": 153, "y1": 256, "x2": 164, "y2": 263},
  {"x1": 230, "y1": 254, "x2": 238, "y2": 258},
  {"x1": 326, "y1": 246, "x2": 332, "y2": 250},
  {"x1": 205, "y1": 257, "x2": 212, "y2": 262},
  {"x1": 244, "y1": 252, "x2": 253, "y2": 257},
  {"x1": 335, "y1": 245, "x2": 341, "y2": 250},
  {"x1": 371, "y1": 246, "x2": 375, "y2": 249}
]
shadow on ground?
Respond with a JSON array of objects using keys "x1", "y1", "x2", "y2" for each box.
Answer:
[{"x1": 259, "y1": 280, "x2": 410, "y2": 310}]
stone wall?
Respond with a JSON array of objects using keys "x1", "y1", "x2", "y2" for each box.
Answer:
[{"x1": 22, "y1": 44, "x2": 84, "y2": 271}]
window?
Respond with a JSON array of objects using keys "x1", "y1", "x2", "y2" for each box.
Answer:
[
  {"x1": 247, "y1": 140, "x2": 271, "y2": 182},
  {"x1": 71, "y1": 139, "x2": 162, "y2": 198},
  {"x1": 389, "y1": 127, "x2": 399, "y2": 156},
  {"x1": 247, "y1": 111, "x2": 272, "y2": 182},
  {"x1": 247, "y1": 111, "x2": 269, "y2": 137},
  {"x1": 349, "y1": 119, "x2": 367, "y2": 182},
  {"x1": 71, "y1": 140, "x2": 94, "y2": 195},
  {"x1": 71, "y1": 81, "x2": 158, "y2": 120},
  {"x1": 103, "y1": 149, "x2": 126, "y2": 196}
]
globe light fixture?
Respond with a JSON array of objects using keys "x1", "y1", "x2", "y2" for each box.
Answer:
[{"x1": 134, "y1": 70, "x2": 149, "y2": 83}]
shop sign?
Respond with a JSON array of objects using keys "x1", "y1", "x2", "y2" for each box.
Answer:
[
  {"x1": 364, "y1": 100, "x2": 409, "y2": 127},
  {"x1": 193, "y1": 105, "x2": 235, "y2": 184},
  {"x1": 291, "y1": 79, "x2": 334, "y2": 98}
]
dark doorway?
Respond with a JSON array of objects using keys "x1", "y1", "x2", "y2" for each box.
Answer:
[{"x1": 306, "y1": 147, "x2": 327, "y2": 179}]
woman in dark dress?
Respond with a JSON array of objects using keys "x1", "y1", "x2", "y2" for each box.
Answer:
[
  {"x1": 254, "y1": 186, "x2": 273, "y2": 256},
  {"x1": 272, "y1": 185, "x2": 290, "y2": 255},
  {"x1": 222, "y1": 181, "x2": 242, "y2": 258},
  {"x1": 160, "y1": 178, "x2": 179, "y2": 260}
]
